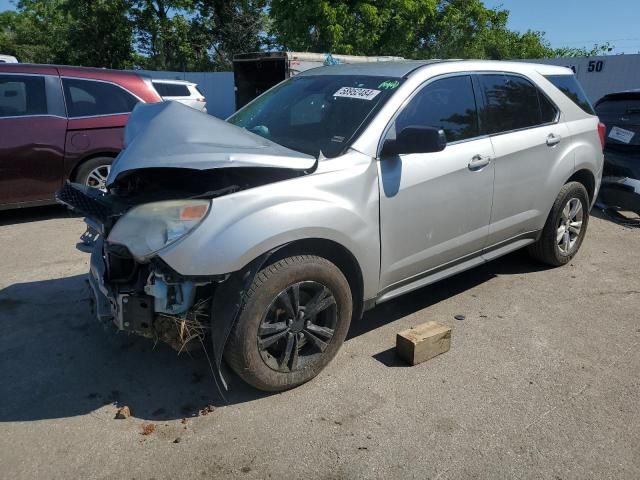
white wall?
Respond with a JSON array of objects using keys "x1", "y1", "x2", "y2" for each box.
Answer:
[{"x1": 526, "y1": 54, "x2": 640, "y2": 103}]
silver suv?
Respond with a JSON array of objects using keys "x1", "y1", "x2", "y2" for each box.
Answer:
[{"x1": 59, "y1": 60, "x2": 604, "y2": 392}]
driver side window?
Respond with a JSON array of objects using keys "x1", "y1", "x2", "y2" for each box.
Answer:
[{"x1": 390, "y1": 75, "x2": 480, "y2": 143}]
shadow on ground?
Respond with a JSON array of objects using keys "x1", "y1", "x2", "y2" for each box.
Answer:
[
  {"x1": 0, "y1": 205, "x2": 76, "y2": 227},
  {"x1": 0, "y1": 250, "x2": 547, "y2": 422}
]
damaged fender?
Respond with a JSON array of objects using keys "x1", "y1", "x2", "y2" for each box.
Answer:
[{"x1": 210, "y1": 248, "x2": 283, "y2": 394}]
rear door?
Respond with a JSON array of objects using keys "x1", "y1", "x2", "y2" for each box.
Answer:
[
  {"x1": 61, "y1": 77, "x2": 141, "y2": 172},
  {"x1": 0, "y1": 73, "x2": 67, "y2": 206},
  {"x1": 478, "y1": 73, "x2": 570, "y2": 247}
]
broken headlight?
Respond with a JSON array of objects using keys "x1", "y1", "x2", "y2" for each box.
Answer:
[{"x1": 107, "y1": 200, "x2": 210, "y2": 260}]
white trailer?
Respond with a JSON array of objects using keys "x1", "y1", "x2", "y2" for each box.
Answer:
[{"x1": 233, "y1": 51, "x2": 404, "y2": 109}]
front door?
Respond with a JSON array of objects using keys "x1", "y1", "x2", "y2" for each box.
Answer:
[
  {"x1": 0, "y1": 74, "x2": 67, "y2": 206},
  {"x1": 378, "y1": 75, "x2": 495, "y2": 291}
]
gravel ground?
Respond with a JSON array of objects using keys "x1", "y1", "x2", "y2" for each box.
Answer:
[{"x1": 0, "y1": 206, "x2": 638, "y2": 480}]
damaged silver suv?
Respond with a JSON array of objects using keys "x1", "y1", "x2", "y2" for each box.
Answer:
[{"x1": 59, "y1": 60, "x2": 604, "y2": 392}]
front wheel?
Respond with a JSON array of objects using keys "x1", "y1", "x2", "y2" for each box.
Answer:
[
  {"x1": 224, "y1": 255, "x2": 352, "y2": 392},
  {"x1": 528, "y1": 181, "x2": 590, "y2": 266}
]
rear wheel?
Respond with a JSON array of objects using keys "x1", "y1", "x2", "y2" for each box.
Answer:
[
  {"x1": 528, "y1": 182, "x2": 590, "y2": 266},
  {"x1": 224, "y1": 255, "x2": 352, "y2": 392},
  {"x1": 75, "y1": 157, "x2": 113, "y2": 191}
]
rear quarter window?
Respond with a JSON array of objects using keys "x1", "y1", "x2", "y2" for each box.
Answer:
[
  {"x1": 544, "y1": 75, "x2": 595, "y2": 115},
  {"x1": 153, "y1": 82, "x2": 191, "y2": 97}
]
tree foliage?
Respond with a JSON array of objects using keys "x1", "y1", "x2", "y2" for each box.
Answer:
[
  {"x1": 64, "y1": 0, "x2": 134, "y2": 68},
  {"x1": 269, "y1": 0, "x2": 437, "y2": 57},
  {"x1": 269, "y1": 0, "x2": 565, "y2": 60},
  {"x1": 0, "y1": 0, "x2": 616, "y2": 70}
]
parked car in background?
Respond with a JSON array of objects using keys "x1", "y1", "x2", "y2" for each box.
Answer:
[
  {"x1": 152, "y1": 79, "x2": 207, "y2": 113},
  {"x1": 0, "y1": 54, "x2": 19, "y2": 63},
  {"x1": 0, "y1": 64, "x2": 161, "y2": 210},
  {"x1": 595, "y1": 90, "x2": 640, "y2": 213},
  {"x1": 59, "y1": 60, "x2": 603, "y2": 393}
]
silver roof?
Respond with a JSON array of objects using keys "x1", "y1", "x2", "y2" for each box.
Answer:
[
  {"x1": 298, "y1": 60, "x2": 447, "y2": 78},
  {"x1": 296, "y1": 59, "x2": 576, "y2": 79}
]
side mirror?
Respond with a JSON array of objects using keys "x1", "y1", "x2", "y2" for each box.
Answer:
[{"x1": 381, "y1": 125, "x2": 447, "y2": 157}]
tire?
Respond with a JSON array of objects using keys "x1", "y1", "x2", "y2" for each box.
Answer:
[
  {"x1": 528, "y1": 182, "x2": 590, "y2": 266},
  {"x1": 75, "y1": 157, "x2": 114, "y2": 191},
  {"x1": 224, "y1": 255, "x2": 353, "y2": 392}
]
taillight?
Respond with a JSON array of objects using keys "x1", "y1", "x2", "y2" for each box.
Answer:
[
  {"x1": 597, "y1": 122, "x2": 606, "y2": 150},
  {"x1": 196, "y1": 97, "x2": 206, "y2": 102}
]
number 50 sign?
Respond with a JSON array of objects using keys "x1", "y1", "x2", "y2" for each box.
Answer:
[{"x1": 587, "y1": 60, "x2": 604, "y2": 73}]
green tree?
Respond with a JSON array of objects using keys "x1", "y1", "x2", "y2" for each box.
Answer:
[
  {"x1": 197, "y1": 0, "x2": 269, "y2": 67},
  {"x1": 0, "y1": 11, "x2": 23, "y2": 58},
  {"x1": 269, "y1": 0, "x2": 437, "y2": 57},
  {"x1": 0, "y1": 0, "x2": 134, "y2": 67},
  {"x1": 420, "y1": 0, "x2": 557, "y2": 59},
  {"x1": 269, "y1": 0, "x2": 607, "y2": 61},
  {"x1": 0, "y1": 0, "x2": 71, "y2": 64},
  {"x1": 554, "y1": 43, "x2": 613, "y2": 58},
  {"x1": 64, "y1": 0, "x2": 135, "y2": 69},
  {"x1": 130, "y1": 0, "x2": 212, "y2": 70}
]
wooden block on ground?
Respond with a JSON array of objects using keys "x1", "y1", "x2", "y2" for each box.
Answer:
[{"x1": 396, "y1": 321, "x2": 451, "y2": 366}]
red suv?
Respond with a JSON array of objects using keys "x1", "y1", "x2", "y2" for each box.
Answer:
[{"x1": 0, "y1": 64, "x2": 161, "y2": 209}]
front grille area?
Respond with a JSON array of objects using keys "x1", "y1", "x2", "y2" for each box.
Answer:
[{"x1": 56, "y1": 182, "x2": 121, "y2": 223}]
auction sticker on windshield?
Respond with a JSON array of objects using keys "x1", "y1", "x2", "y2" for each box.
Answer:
[
  {"x1": 334, "y1": 87, "x2": 381, "y2": 100},
  {"x1": 608, "y1": 126, "x2": 635, "y2": 144}
]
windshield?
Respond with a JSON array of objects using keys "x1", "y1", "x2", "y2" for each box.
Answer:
[{"x1": 227, "y1": 75, "x2": 404, "y2": 157}]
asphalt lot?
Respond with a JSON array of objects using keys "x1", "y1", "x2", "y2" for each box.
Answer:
[{"x1": 0, "y1": 206, "x2": 638, "y2": 479}]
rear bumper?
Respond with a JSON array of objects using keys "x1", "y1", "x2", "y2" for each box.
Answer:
[
  {"x1": 599, "y1": 176, "x2": 640, "y2": 213},
  {"x1": 598, "y1": 150, "x2": 640, "y2": 212}
]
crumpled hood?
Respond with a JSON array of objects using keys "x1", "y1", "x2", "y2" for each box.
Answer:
[{"x1": 107, "y1": 101, "x2": 316, "y2": 186}]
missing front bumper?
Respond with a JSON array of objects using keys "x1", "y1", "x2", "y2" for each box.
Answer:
[{"x1": 87, "y1": 236, "x2": 214, "y2": 351}]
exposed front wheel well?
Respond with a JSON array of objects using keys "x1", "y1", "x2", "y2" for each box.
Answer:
[
  {"x1": 268, "y1": 239, "x2": 365, "y2": 322},
  {"x1": 566, "y1": 169, "x2": 596, "y2": 205}
]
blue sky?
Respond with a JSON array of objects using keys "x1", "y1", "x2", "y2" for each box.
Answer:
[
  {"x1": 485, "y1": 0, "x2": 640, "y2": 54},
  {"x1": 1, "y1": 0, "x2": 638, "y2": 54}
]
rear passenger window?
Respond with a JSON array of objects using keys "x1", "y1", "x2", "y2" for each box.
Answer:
[
  {"x1": 479, "y1": 74, "x2": 556, "y2": 134},
  {"x1": 394, "y1": 75, "x2": 479, "y2": 143},
  {"x1": 62, "y1": 78, "x2": 139, "y2": 117},
  {"x1": 544, "y1": 75, "x2": 595, "y2": 115},
  {"x1": 0, "y1": 75, "x2": 47, "y2": 117}
]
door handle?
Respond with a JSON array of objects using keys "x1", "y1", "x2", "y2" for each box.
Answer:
[
  {"x1": 546, "y1": 133, "x2": 562, "y2": 146},
  {"x1": 468, "y1": 154, "x2": 491, "y2": 171}
]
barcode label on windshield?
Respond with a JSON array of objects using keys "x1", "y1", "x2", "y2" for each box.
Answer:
[{"x1": 333, "y1": 87, "x2": 381, "y2": 101}]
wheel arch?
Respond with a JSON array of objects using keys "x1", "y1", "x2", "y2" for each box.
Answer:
[
  {"x1": 566, "y1": 168, "x2": 596, "y2": 205},
  {"x1": 69, "y1": 152, "x2": 118, "y2": 182},
  {"x1": 267, "y1": 238, "x2": 366, "y2": 323}
]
